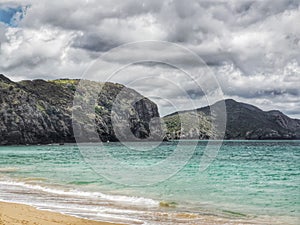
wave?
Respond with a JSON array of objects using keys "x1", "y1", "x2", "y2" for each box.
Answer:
[
  {"x1": 0, "y1": 178, "x2": 161, "y2": 224},
  {"x1": 1, "y1": 178, "x2": 296, "y2": 224},
  {"x1": 0, "y1": 179, "x2": 159, "y2": 207}
]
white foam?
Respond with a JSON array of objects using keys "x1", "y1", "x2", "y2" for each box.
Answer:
[
  {"x1": 0, "y1": 179, "x2": 159, "y2": 207},
  {"x1": 0, "y1": 179, "x2": 160, "y2": 224}
]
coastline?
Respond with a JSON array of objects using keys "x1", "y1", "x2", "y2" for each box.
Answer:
[
  {"x1": 0, "y1": 201, "x2": 256, "y2": 225},
  {"x1": 0, "y1": 141, "x2": 299, "y2": 225},
  {"x1": 0, "y1": 196, "x2": 298, "y2": 225},
  {"x1": 0, "y1": 201, "x2": 125, "y2": 225}
]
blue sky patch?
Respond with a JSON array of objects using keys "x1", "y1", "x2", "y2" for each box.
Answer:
[{"x1": 0, "y1": 6, "x2": 24, "y2": 27}]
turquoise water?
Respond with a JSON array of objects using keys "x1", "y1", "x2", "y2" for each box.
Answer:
[{"x1": 0, "y1": 141, "x2": 299, "y2": 224}]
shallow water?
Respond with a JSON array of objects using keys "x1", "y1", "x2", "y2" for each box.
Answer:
[{"x1": 0, "y1": 141, "x2": 299, "y2": 224}]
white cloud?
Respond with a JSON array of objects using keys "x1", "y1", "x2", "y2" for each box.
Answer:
[{"x1": 0, "y1": 0, "x2": 299, "y2": 117}]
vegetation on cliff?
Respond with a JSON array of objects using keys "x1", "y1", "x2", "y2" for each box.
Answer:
[
  {"x1": 163, "y1": 99, "x2": 300, "y2": 140},
  {"x1": 1, "y1": 73, "x2": 299, "y2": 145},
  {"x1": 0, "y1": 74, "x2": 161, "y2": 145}
]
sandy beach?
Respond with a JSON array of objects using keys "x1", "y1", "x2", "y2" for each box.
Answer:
[
  {"x1": 0, "y1": 200, "x2": 296, "y2": 225},
  {"x1": 0, "y1": 201, "x2": 248, "y2": 225},
  {"x1": 0, "y1": 201, "x2": 124, "y2": 225}
]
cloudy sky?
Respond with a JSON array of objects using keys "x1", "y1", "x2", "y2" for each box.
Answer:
[{"x1": 0, "y1": 0, "x2": 299, "y2": 117}]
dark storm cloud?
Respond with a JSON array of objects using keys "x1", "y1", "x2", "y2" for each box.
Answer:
[
  {"x1": 72, "y1": 33, "x2": 121, "y2": 52},
  {"x1": 261, "y1": 89, "x2": 300, "y2": 97},
  {"x1": 0, "y1": 0, "x2": 299, "y2": 117},
  {"x1": 186, "y1": 88, "x2": 205, "y2": 99},
  {"x1": 4, "y1": 0, "x2": 299, "y2": 71},
  {"x1": 19, "y1": 0, "x2": 163, "y2": 32},
  {"x1": 227, "y1": 88, "x2": 300, "y2": 99},
  {"x1": 197, "y1": 53, "x2": 230, "y2": 67}
]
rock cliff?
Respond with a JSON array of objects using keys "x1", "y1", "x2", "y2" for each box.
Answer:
[
  {"x1": 0, "y1": 74, "x2": 161, "y2": 145},
  {"x1": 1, "y1": 74, "x2": 299, "y2": 144},
  {"x1": 163, "y1": 99, "x2": 300, "y2": 140}
]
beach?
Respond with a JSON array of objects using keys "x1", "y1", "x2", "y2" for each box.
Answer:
[
  {"x1": 0, "y1": 201, "x2": 124, "y2": 225},
  {"x1": 0, "y1": 141, "x2": 299, "y2": 225},
  {"x1": 1, "y1": 201, "x2": 294, "y2": 225},
  {"x1": 0, "y1": 201, "x2": 268, "y2": 225}
]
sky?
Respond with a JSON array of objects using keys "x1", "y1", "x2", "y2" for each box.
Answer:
[{"x1": 0, "y1": 0, "x2": 299, "y2": 118}]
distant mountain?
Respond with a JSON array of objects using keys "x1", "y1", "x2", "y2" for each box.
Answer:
[
  {"x1": 163, "y1": 99, "x2": 300, "y2": 140},
  {"x1": 1, "y1": 73, "x2": 299, "y2": 144},
  {"x1": 0, "y1": 74, "x2": 161, "y2": 145}
]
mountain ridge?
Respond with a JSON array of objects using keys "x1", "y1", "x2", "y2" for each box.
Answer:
[
  {"x1": 1, "y1": 74, "x2": 299, "y2": 144},
  {"x1": 163, "y1": 99, "x2": 300, "y2": 140}
]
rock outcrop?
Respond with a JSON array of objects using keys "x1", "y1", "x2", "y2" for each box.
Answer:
[
  {"x1": 1, "y1": 73, "x2": 299, "y2": 144},
  {"x1": 163, "y1": 99, "x2": 300, "y2": 140},
  {"x1": 0, "y1": 74, "x2": 161, "y2": 145}
]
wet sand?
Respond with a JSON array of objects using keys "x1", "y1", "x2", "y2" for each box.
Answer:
[
  {"x1": 0, "y1": 201, "x2": 125, "y2": 225},
  {"x1": 0, "y1": 201, "x2": 295, "y2": 225}
]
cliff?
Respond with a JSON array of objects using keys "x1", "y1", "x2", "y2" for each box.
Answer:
[
  {"x1": 0, "y1": 74, "x2": 161, "y2": 145},
  {"x1": 163, "y1": 99, "x2": 300, "y2": 140},
  {"x1": 1, "y1": 73, "x2": 299, "y2": 144}
]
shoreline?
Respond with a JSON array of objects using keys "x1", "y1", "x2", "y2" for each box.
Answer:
[
  {"x1": 0, "y1": 198, "x2": 297, "y2": 225},
  {"x1": 0, "y1": 201, "x2": 125, "y2": 225},
  {"x1": 0, "y1": 141, "x2": 299, "y2": 225},
  {"x1": 0, "y1": 139, "x2": 299, "y2": 147},
  {"x1": 0, "y1": 201, "x2": 250, "y2": 225}
]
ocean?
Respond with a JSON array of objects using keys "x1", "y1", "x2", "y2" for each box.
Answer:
[{"x1": 0, "y1": 141, "x2": 299, "y2": 224}]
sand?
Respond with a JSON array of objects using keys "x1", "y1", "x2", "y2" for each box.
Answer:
[
  {"x1": 0, "y1": 201, "x2": 290, "y2": 225},
  {"x1": 0, "y1": 201, "x2": 124, "y2": 225}
]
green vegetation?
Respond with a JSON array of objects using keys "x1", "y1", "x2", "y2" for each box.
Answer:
[
  {"x1": 0, "y1": 74, "x2": 160, "y2": 145},
  {"x1": 49, "y1": 79, "x2": 78, "y2": 85},
  {"x1": 163, "y1": 111, "x2": 215, "y2": 139},
  {"x1": 36, "y1": 101, "x2": 46, "y2": 112}
]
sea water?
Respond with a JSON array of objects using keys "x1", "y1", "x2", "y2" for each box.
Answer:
[{"x1": 0, "y1": 141, "x2": 299, "y2": 224}]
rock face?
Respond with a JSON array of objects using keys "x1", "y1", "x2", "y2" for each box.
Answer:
[
  {"x1": 1, "y1": 73, "x2": 299, "y2": 144},
  {"x1": 0, "y1": 74, "x2": 161, "y2": 145},
  {"x1": 222, "y1": 99, "x2": 300, "y2": 139},
  {"x1": 163, "y1": 99, "x2": 300, "y2": 140}
]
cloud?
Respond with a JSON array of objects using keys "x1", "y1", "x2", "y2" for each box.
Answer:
[
  {"x1": 215, "y1": 61, "x2": 300, "y2": 118},
  {"x1": 0, "y1": 0, "x2": 299, "y2": 118}
]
